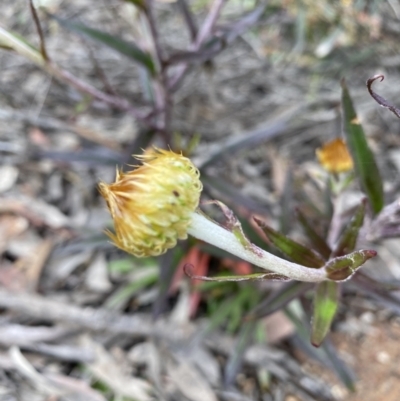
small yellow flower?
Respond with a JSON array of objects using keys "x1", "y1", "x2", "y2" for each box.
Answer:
[
  {"x1": 99, "y1": 149, "x2": 202, "y2": 257},
  {"x1": 316, "y1": 138, "x2": 354, "y2": 174}
]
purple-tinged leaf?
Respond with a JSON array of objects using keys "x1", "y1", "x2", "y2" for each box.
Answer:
[
  {"x1": 326, "y1": 249, "x2": 377, "y2": 281},
  {"x1": 354, "y1": 271, "x2": 400, "y2": 292},
  {"x1": 341, "y1": 79, "x2": 384, "y2": 215},
  {"x1": 366, "y1": 198, "x2": 400, "y2": 241},
  {"x1": 351, "y1": 278, "x2": 400, "y2": 316},
  {"x1": 199, "y1": 106, "x2": 303, "y2": 169},
  {"x1": 311, "y1": 281, "x2": 339, "y2": 347},
  {"x1": 253, "y1": 217, "x2": 326, "y2": 268},
  {"x1": 246, "y1": 281, "x2": 312, "y2": 321},
  {"x1": 166, "y1": 5, "x2": 266, "y2": 66},
  {"x1": 320, "y1": 338, "x2": 356, "y2": 392},
  {"x1": 202, "y1": 175, "x2": 271, "y2": 216},
  {"x1": 367, "y1": 75, "x2": 400, "y2": 119},
  {"x1": 332, "y1": 199, "x2": 365, "y2": 257},
  {"x1": 50, "y1": 15, "x2": 156, "y2": 75},
  {"x1": 296, "y1": 208, "x2": 331, "y2": 259},
  {"x1": 152, "y1": 246, "x2": 186, "y2": 318},
  {"x1": 224, "y1": 320, "x2": 256, "y2": 387}
]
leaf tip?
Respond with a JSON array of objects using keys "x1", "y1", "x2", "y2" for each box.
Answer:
[
  {"x1": 364, "y1": 249, "x2": 377, "y2": 258},
  {"x1": 253, "y1": 216, "x2": 263, "y2": 226},
  {"x1": 183, "y1": 263, "x2": 195, "y2": 278},
  {"x1": 311, "y1": 340, "x2": 322, "y2": 348},
  {"x1": 366, "y1": 74, "x2": 384, "y2": 88}
]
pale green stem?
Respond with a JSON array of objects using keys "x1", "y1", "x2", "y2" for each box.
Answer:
[
  {"x1": 0, "y1": 26, "x2": 45, "y2": 66},
  {"x1": 187, "y1": 212, "x2": 328, "y2": 283}
]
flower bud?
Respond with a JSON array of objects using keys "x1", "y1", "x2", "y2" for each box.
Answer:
[
  {"x1": 99, "y1": 149, "x2": 202, "y2": 257},
  {"x1": 316, "y1": 138, "x2": 353, "y2": 174}
]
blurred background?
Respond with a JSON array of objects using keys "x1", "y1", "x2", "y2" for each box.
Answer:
[{"x1": 1, "y1": 0, "x2": 400, "y2": 400}]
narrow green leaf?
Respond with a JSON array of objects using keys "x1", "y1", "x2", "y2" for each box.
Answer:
[
  {"x1": 50, "y1": 15, "x2": 156, "y2": 74},
  {"x1": 201, "y1": 295, "x2": 243, "y2": 337},
  {"x1": 332, "y1": 200, "x2": 365, "y2": 257},
  {"x1": 196, "y1": 193, "x2": 272, "y2": 251},
  {"x1": 227, "y1": 287, "x2": 259, "y2": 334},
  {"x1": 311, "y1": 281, "x2": 339, "y2": 347},
  {"x1": 123, "y1": 0, "x2": 146, "y2": 9},
  {"x1": 0, "y1": 27, "x2": 45, "y2": 66},
  {"x1": 296, "y1": 208, "x2": 331, "y2": 259},
  {"x1": 184, "y1": 264, "x2": 288, "y2": 282},
  {"x1": 253, "y1": 217, "x2": 325, "y2": 268},
  {"x1": 341, "y1": 79, "x2": 384, "y2": 214},
  {"x1": 209, "y1": 201, "x2": 254, "y2": 251},
  {"x1": 326, "y1": 249, "x2": 377, "y2": 281},
  {"x1": 197, "y1": 285, "x2": 258, "y2": 339}
]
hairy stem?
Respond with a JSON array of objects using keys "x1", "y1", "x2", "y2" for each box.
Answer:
[{"x1": 188, "y1": 212, "x2": 328, "y2": 282}]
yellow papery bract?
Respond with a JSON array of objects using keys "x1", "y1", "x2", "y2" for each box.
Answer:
[
  {"x1": 316, "y1": 138, "x2": 354, "y2": 174},
  {"x1": 99, "y1": 149, "x2": 202, "y2": 257}
]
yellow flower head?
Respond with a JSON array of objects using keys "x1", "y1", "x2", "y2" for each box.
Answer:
[
  {"x1": 99, "y1": 149, "x2": 202, "y2": 257},
  {"x1": 316, "y1": 138, "x2": 354, "y2": 174}
]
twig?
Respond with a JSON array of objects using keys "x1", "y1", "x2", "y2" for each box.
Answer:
[
  {"x1": 0, "y1": 289, "x2": 154, "y2": 337},
  {"x1": 0, "y1": 291, "x2": 350, "y2": 397},
  {"x1": 168, "y1": 0, "x2": 226, "y2": 91},
  {"x1": 144, "y1": 0, "x2": 164, "y2": 66},
  {"x1": 177, "y1": 0, "x2": 198, "y2": 41},
  {"x1": 0, "y1": 324, "x2": 94, "y2": 363},
  {"x1": 28, "y1": 0, "x2": 49, "y2": 61},
  {"x1": 25, "y1": 343, "x2": 95, "y2": 363},
  {"x1": 88, "y1": 47, "x2": 119, "y2": 97},
  {"x1": 49, "y1": 66, "x2": 150, "y2": 120},
  {"x1": 195, "y1": 0, "x2": 226, "y2": 47},
  {"x1": 0, "y1": 26, "x2": 156, "y2": 125},
  {"x1": 144, "y1": 0, "x2": 171, "y2": 141},
  {"x1": 166, "y1": 5, "x2": 266, "y2": 66}
]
